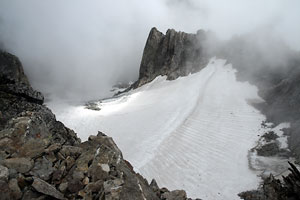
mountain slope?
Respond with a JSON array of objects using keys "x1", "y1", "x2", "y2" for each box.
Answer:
[
  {"x1": 49, "y1": 58, "x2": 270, "y2": 199},
  {"x1": 0, "y1": 51, "x2": 188, "y2": 200}
]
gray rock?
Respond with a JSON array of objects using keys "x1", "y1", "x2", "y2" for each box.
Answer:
[
  {"x1": 64, "y1": 156, "x2": 76, "y2": 170},
  {"x1": 58, "y1": 182, "x2": 68, "y2": 193},
  {"x1": 18, "y1": 138, "x2": 49, "y2": 159},
  {"x1": 150, "y1": 179, "x2": 159, "y2": 192},
  {"x1": 32, "y1": 177, "x2": 64, "y2": 200},
  {"x1": 8, "y1": 168, "x2": 18, "y2": 179},
  {"x1": 60, "y1": 145, "x2": 82, "y2": 158},
  {"x1": 0, "y1": 165, "x2": 9, "y2": 181},
  {"x1": 30, "y1": 157, "x2": 54, "y2": 181},
  {"x1": 8, "y1": 178, "x2": 22, "y2": 199},
  {"x1": 45, "y1": 143, "x2": 62, "y2": 153},
  {"x1": 161, "y1": 190, "x2": 187, "y2": 200},
  {"x1": 72, "y1": 170, "x2": 85, "y2": 181},
  {"x1": 85, "y1": 180, "x2": 104, "y2": 193},
  {"x1": 67, "y1": 179, "x2": 84, "y2": 193},
  {"x1": 0, "y1": 180, "x2": 13, "y2": 200},
  {"x1": 256, "y1": 142, "x2": 280, "y2": 157},
  {"x1": 22, "y1": 189, "x2": 42, "y2": 200},
  {"x1": 4, "y1": 157, "x2": 33, "y2": 173}
]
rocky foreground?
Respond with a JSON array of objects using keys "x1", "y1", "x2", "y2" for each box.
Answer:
[{"x1": 0, "y1": 51, "x2": 191, "y2": 200}]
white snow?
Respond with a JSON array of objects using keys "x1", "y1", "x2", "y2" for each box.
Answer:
[{"x1": 47, "y1": 58, "x2": 267, "y2": 199}]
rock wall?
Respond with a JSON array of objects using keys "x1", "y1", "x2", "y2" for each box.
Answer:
[
  {"x1": 0, "y1": 51, "x2": 190, "y2": 200},
  {"x1": 133, "y1": 27, "x2": 210, "y2": 88}
]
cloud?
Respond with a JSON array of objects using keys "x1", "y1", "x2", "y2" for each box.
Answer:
[{"x1": 0, "y1": 0, "x2": 299, "y2": 101}]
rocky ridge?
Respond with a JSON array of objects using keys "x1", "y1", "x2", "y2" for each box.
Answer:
[
  {"x1": 132, "y1": 27, "x2": 210, "y2": 88},
  {"x1": 0, "y1": 51, "x2": 191, "y2": 200}
]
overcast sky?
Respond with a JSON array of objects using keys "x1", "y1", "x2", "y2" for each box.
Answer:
[{"x1": 0, "y1": 0, "x2": 299, "y2": 100}]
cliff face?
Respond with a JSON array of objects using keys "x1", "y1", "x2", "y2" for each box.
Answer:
[
  {"x1": 134, "y1": 27, "x2": 210, "y2": 87},
  {"x1": 0, "y1": 51, "x2": 189, "y2": 200}
]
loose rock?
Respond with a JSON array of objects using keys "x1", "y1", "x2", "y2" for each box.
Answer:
[{"x1": 32, "y1": 177, "x2": 64, "y2": 200}]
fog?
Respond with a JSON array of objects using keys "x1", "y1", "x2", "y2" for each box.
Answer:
[{"x1": 0, "y1": 0, "x2": 299, "y2": 101}]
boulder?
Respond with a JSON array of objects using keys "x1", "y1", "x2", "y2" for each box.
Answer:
[
  {"x1": 0, "y1": 165, "x2": 9, "y2": 181},
  {"x1": 161, "y1": 190, "x2": 187, "y2": 200},
  {"x1": 32, "y1": 177, "x2": 64, "y2": 200},
  {"x1": 4, "y1": 157, "x2": 33, "y2": 173},
  {"x1": 30, "y1": 157, "x2": 54, "y2": 181},
  {"x1": 8, "y1": 178, "x2": 22, "y2": 199}
]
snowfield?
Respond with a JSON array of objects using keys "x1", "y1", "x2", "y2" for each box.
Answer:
[{"x1": 48, "y1": 58, "x2": 272, "y2": 199}]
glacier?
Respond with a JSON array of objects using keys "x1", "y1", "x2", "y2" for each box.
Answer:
[{"x1": 48, "y1": 58, "x2": 275, "y2": 199}]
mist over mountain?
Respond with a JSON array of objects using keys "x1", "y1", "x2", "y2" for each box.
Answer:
[
  {"x1": 1, "y1": 1, "x2": 300, "y2": 199},
  {"x1": 0, "y1": 0, "x2": 300, "y2": 101}
]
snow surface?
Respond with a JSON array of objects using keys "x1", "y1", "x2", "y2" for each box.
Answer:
[{"x1": 48, "y1": 58, "x2": 269, "y2": 199}]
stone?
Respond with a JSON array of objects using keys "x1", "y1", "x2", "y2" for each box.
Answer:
[
  {"x1": 0, "y1": 165, "x2": 9, "y2": 181},
  {"x1": 88, "y1": 162, "x2": 110, "y2": 182},
  {"x1": 44, "y1": 152, "x2": 57, "y2": 163},
  {"x1": 30, "y1": 157, "x2": 54, "y2": 181},
  {"x1": 18, "y1": 138, "x2": 48, "y2": 159},
  {"x1": 65, "y1": 156, "x2": 75, "y2": 170},
  {"x1": 161, "y1": 190, "x2": 187, "y2": 200},
  {"x1": 60, "y1": 145, "x2": 82, "y2": 158},
  {"x1": 45, "y1": 143, "x2": 61, "y2": 153},
  {"x1": 8, "y1": 178, "x2": 22, "y2": 199},
  {"x1": 68, "y1": 179, "x2": 84, "y2": 193},
  {"x1": 52, "y1": 169, "x2": 64, "y2": 184},
  {"x1": 103, "y1": 179, "x2": 124, "y2": 193},
  {"x1": 16, "y1": 174, "x2": 27, "y2": 189},
  {"x1": 32, "y1": 177, "x2": 64, "y2": 200},
  {"x1": 100, "y1": 163, "x2": 110, "y2": 173},
  {"x1": 85, "y1": 180, "x2": 104, "y2": 194},
  {"x1": 4, "y1": 157, "x2": 33, "y2": 173},
  {"x1": 150, "y1": 179, "x2": 159, "y2": 192},
  {"x1": 8, "y1": 168, "x2": 18, "y2": 179},
  {"x1": 256, "y1": 142, "x2": 280, "y2": 157},
  {"x1": 58, "y1": 182, "x2": 68, "y2": 193},
  {"x1": 262, "y1": 131, "x2": 279, "y2": 142},
  {"x1": 72, "y1": 170, "x2": 85, "y2": 181},
  {"x1": 22, "y1": 189, "x2": 42, "y2": 200},
  {"x1": 0, "y1": 180, "x2": 12, "y2": 200},
  {"x1": 76, "y1": 151, "x2": 95, "y2": 173},
  {"x1": 0, "y1": 150, "x2": 9, "y2": 162},
  {"x1": 83, "y1": 177, "x2": 89, "y2": 185}
]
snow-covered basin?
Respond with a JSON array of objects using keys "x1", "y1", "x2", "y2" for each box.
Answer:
[{"x1": 48, "y1": 58, "x2": 267, "y2": 200}]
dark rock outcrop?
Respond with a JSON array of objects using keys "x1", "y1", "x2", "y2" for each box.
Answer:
[
  {"x1": 239, "y1": 162, "x2": 300, "y2": 200},
  {"x1": 133, "y1": 27, "x2": 210, "y2": 88},
  {"x1": 0, "y1": 52, "x2": 44, "y2": 104},
  {"x1": 0, "y1": 50, "x2": 190, "y2": 199}
]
